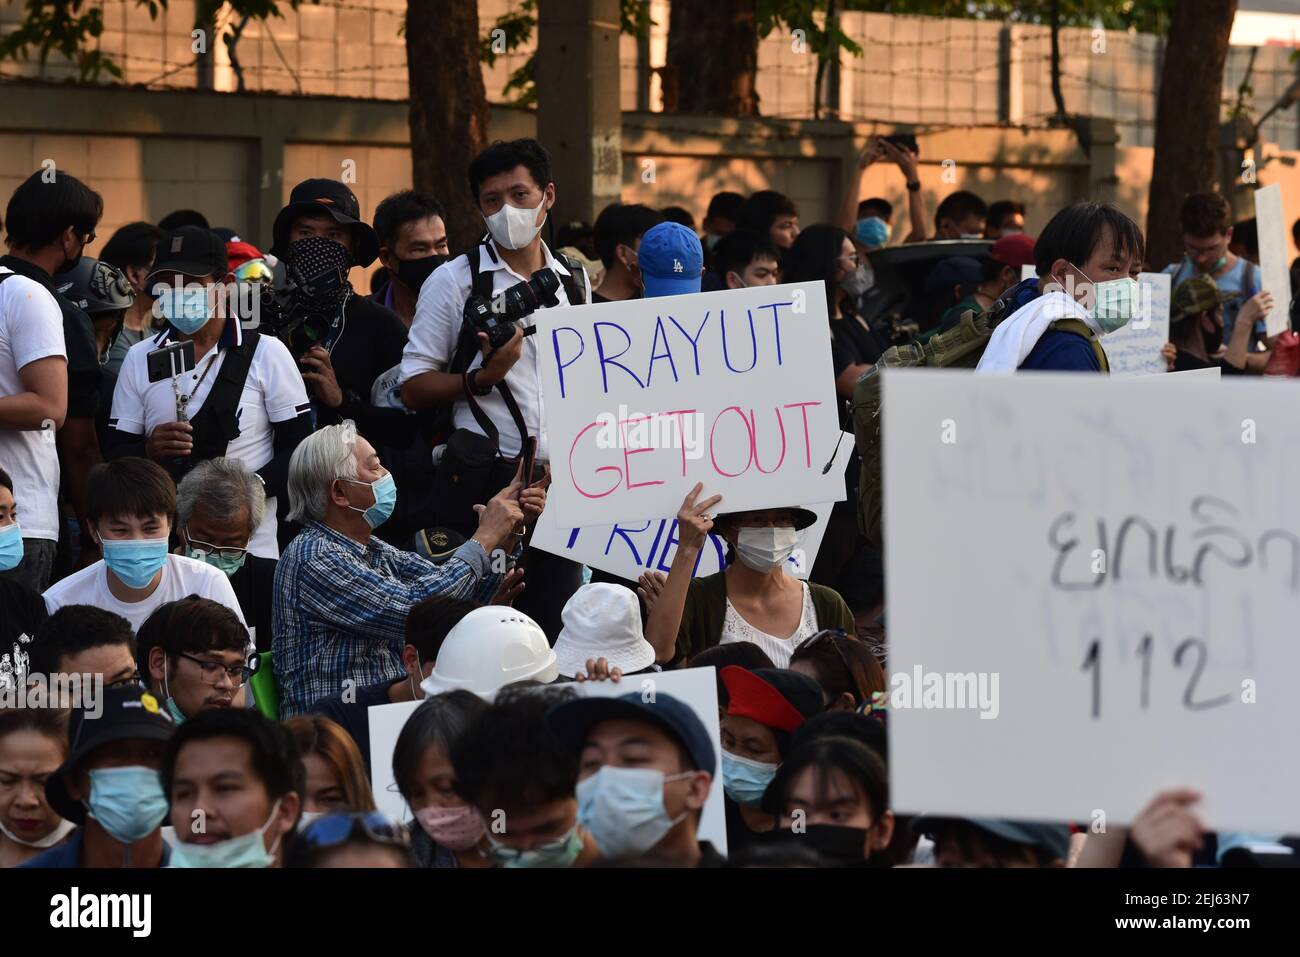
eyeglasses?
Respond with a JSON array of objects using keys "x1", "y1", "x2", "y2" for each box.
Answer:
[
  {"x1": 299, "y1": 811, "x2": 410, "y2": 851},
  {"x1": 106, "y1": 672, "x2": 144, "y2": 691},
  {"x1": 177, "y1": 652, "x2": 258, "y2": 687},
  {"x1": 184, "y1": 527, "x2": 249, "y2": 562}
]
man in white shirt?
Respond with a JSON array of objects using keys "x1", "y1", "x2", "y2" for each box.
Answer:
[
  {"x1": 0, "y1": 265, "x2": 67, "y2": 592},
  {"x1": 106, "y1": 226, "x2": 313, "y2": 558},
  {"x1": 43, "y1": 456, "x2": 244, "y2": 632},
  {"x1": 399, "y1": 138, "x2": 589, "y2": 640}
]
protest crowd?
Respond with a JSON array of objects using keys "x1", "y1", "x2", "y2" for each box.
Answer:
[{"x1": 1, "y1": 127, "x2": 1297, "y2": 873}]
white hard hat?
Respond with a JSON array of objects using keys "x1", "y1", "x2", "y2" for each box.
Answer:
[{"x1": 421, "y1": 606, "x2": 559, "y2": 696}]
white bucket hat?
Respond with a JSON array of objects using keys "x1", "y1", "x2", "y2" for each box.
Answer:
[
  {"x1": 421, "y1": 606, "x2": 559, "y2": 696},
  {"x1": 553, "y1": 583, "x2": 656, "y2": 678}
]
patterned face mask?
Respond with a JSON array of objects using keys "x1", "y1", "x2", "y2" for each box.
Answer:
[{"x1": 287, "y1": 236, "x2": 352, "y2": 306}]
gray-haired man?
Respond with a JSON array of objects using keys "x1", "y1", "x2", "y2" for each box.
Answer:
[{"x1": 176, "y1": 456, "x2": 276, "y2": 651}]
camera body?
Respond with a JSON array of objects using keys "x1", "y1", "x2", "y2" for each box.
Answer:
[
  {"x1": 463, "y1": 267, "x2": 561, "y2": 350},
  {"x1": 259, "y1": 258, "x2": 347, "y2": 358}
]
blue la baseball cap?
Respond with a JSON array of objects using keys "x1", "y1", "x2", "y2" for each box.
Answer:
[
  {"x1": 638, "y1": 221, "x2": 704, "y2": 298},
  {"x1": 546, "y1": 691, "x2": 716, "y2": 777},
  {"x1": 855, "y1": 216, "x2": 890, "y2": 250}
]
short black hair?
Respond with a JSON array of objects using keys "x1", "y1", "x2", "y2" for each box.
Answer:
[
  {"x1": 686, "y1": 642, "x2": 775, "y2": 707},
  {"x1": 789, "y1": 710, "x2": 887, "y2": 763},
  {"x1": 1231, "y1": 216, "x2": 1259, "y2": 261},
  {"x1": 739, "y1": 190, "x2": 798, "y2": 236},
  {"x1": 0, "y1": 465, "x2": 11, "y2": 495},
  {"x1": 136, "y1": 597, "x2": 250, "y2": 678},
  {"x1": 101, "y1": 221, "x2": 165, "y2": 274},
  {"x1": 162, "y1": 708, "x2": 304, "y2": 808},
  {"x1": 372, "y1": 190, "x2": 446, "y2": 250},
  {"x1": 451, "y1": 685, "x2": 579, "y2": 813},
  {"x1": 467, "y1": 138, "x2": 553, "y2": 202},
  {"x1": 29, "y1": 605, "x2": 135, "y2": 677},
  {"x1": 86, "y1": 457, "x2": 176, "y2": 527},
  {"x1": 705, "y1": 191, "x2": 745, "y2": 224},
  {"x1": 404, "y1": 595, "x2": 478, "y2": 662},
  {"x1": 4, "y1": 169, "x2": 103, "y2": 251},
  {"x1": 158, "y1": 209, "x2": 209, "y2": 232},
  {"x1": 1033, "y1": 201, "x2": 1144, "y2": 278},
  {"x1": 660, "y1": 205, "x2": 696, "y2": 231},
  {"x1": 858, "y1": 197, "x2": 893, "y2": 221},
  {"x1": 593, "y1": 202, "x2": 665, "y2": 268},
  {"x1": 392, "y1": 689, "x2": 487, "y2": 798},
  {"x1": 987, "y1": 199, "x2": 1025, "y2": 229},
  {"x1": 934, "y1": 190, "x2": 988, "y2": 231},
  {"x1": 713, "y1": 230, "x2": 780, "y2": 280},
  {"x1": 761, "y1": 736, "x2": 890, "y2": 823}
]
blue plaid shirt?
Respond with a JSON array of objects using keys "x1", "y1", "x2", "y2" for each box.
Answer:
[{"x1": 272, "y1": 522, "x2": 504, "y2": 717}]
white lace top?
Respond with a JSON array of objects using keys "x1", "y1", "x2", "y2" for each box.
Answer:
[{"x1": 719, "y1": 582, "x2": 819, "y2": 668}]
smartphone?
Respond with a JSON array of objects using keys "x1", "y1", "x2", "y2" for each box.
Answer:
[
  {"x1": 882, "y1": 133, "x2": 919, "y2": 156},
  {"x1": 521, "y1": 435, "x2": 538, "y2": 487},
  {"x1": 146, "y1": 339, "x2": 196, "y2": 383}
]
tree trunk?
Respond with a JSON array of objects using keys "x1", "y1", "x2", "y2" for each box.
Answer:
[
  {"x1": 663, "y1": 0, "x2": 759, "y2": 115},
  {"x1": 1146, "y1": 0, "x2": 1238, "y2": 269},
  {"x1": 1048, "y1": 0, "x2": 1067, "y2": 122},
  {"x1": 406, "y1": 0, "x2": 491, "y2": 256}
]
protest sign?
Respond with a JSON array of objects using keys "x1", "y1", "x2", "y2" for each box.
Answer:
[
  {"x1": 369, "y1": 668, "x2": 728, "y2": 853},
  {"x1": 1101, "y1": 272, "x2": 1171, "y2": 376},
  {"x1": 1254, "y1": 183, "x2": 1292, "y2": 337},
  {"x1": 1135, "y1": 367, "x2": 1221, "y2": 382},
  {"x1": 535, "y1": 281, "x2": 845, "y2": 526},
  {"x1": 883, "y1": 369, "x2": 1300, "y2": 832},
  {"x1": 531, "y1": 431, "x2": 855, "y2": 582}
]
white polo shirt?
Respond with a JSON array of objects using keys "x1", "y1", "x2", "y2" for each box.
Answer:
[
  {"x1": 109, "y1": 332, "x2": 310, "y2": 558},
  {"x1": 399, "y1": 240, "x2": 590, "y2": 460},
  {"x1": 0, "y1": 268, "x2": 66, "y2": 542}
]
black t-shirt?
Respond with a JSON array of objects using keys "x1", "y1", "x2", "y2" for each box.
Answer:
[
  {"x1": 308, "y1": 677, "x2": 403, "y2": 774},
  {"x1": 0, "y1": 576, "x2": 46, "y2": 663},
  {"x1": 1173, "y1": 349, "x2": 1246, "y2": 376},
  {"x1": 0, "y1": 256, "x2": 101, "y2": 419},
  {"x1": 228, "y1": 555, "x2": 277, "y2": 653},
  {"x1": 829, "y1": 310, "x2": 888, "y2": 377},
  {"x1": 313, "y1": 295, "x2": 413, "y2": 450}
]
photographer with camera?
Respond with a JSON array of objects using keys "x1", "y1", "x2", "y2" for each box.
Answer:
[
  {"x1": 266, "y1": 180, "x2": 413, "y2": 454},
  {"x1": 399, "y1": 138, "x2": 590, "y2": 641},
  {"x1": 106, "y1": 226, "x2": 313, "y2": 559}
]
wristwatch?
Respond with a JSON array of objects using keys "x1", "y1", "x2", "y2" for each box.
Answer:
[
  {"x1": 467, "y1": 368, "x2": 494, "y2": 396},
  {"x1": 906, "y1": 180, "x2": 921, "y2": 192}
]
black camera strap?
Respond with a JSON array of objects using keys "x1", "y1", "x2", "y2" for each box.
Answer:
[{"x1": 170, "y1": 332, "x2": 261, "y2": 481}]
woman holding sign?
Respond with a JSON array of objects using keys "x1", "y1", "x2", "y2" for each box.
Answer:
[{"x1": 645, "y1": 484, "x2": 853, "y2": 667}]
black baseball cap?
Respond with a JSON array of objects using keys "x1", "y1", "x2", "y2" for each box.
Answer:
[
  {"x1": 147, "y1": 226, "x2": 230, "y2": 283},
  {"x1": 272, "y1": 178, "x2": 379, "y2": 267},
  {"x1": 546, "y1": 691, "x2": 717, "y2": 777},
  {"x1": 414, "y1": 526, "x2": 467, "y2": 564},
  {"x1": 45, "y1": 684, "x2": 176, "y2": 825},
  {"x1": 911, "y1": 815, "x2": 1072, "y2": 862}
]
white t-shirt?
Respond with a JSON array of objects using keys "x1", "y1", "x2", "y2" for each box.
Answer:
[
  {"x1": 399, "y1": 241, "x2": 590, "y2": 460},
  {"x1": 0, "y1": 268, "x2": 67, "y2": 541},
  {"x1": 109, "y1": 333, "x2": 309, "y2": 558},
  {"x1": 43, "y1": 553, "x2": 245, "y2": 633}
]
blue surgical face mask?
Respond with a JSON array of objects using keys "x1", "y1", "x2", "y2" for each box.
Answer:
[
  {"x1": 488, "y1": 827, "x2": 584, "y2": 869},
  {"x1": 85, "y1": 766, "x2": 169, "y2": 844},
  {"x1": 342, "y1": 473, "x2": 397, "y2": 529},
  {"x1": 0, "y1": 523, "x2": 23, "y2": 572},
  {"x1": 721, "y1": 750, "x2": 778, "y2": 807},
  {"x1": 169, "y1": 799, "x2": 282, "y2": 869},
  {"x1": 576, "y1": 766, "x2": 691, "y2": 860},
  {"x1": 100, "y1": 536, "x2": 170, "y2": 589},
  {"x1": 156, "y1": 285, "x2": 211, "y2": 335}
]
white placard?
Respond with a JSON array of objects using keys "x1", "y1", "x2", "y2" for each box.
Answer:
[
  {"x1": 1255, "y1": 183, "x2": 1292, "y2": 337},
  {"x1": 535, "y1": 281, "x2": 846, "y2": 526},
  {"x1": 368, "y1": 668, "x2": 727, "y2": 853},
  {"x1": 531, "y1": 431, "x2": 855, "y2": 582},
  {"x1": 883, "y1": 369, "x2": 1300, "y2": 832},
  {"x1": 1137, "y1": 367, "x2": 1221, "y2": 382},
  {"x1": 1100, "y1": 272, "x2": 1171, "y2": 376}
]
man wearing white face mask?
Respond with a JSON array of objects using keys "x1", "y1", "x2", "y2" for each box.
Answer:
[
  {"x1": 399, "y1": 138, "x2": 590, "y2": 641},
  {"x1": 546, "y1": 691, "x2": 722, "y2": 866},
  {"x1": 644, "y1": 486, "x2": 855, "y2": 668},
  {"x1": 976, "y1": 202, "x2": 1146, "y2": 373}
]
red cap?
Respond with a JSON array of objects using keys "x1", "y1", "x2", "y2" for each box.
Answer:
[
  {"x1": 990, "y1": 232, "x2": 1036, "y2": 268},
  {"x1": 720, "y1": 666, "x2": 808, "y2": 733},
  {"x1": 226, "y1": 241, "x2": 265, "y2": 272}
]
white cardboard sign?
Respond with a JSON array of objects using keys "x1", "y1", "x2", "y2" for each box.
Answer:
[
  {"x1": 882, "y1": 369, "x2": 1300, "y2": 833},
  {"x1": 1255, "y1": 183, "x2": 1292, "y2": 337},
  {"x1": 530, "y1": 431, "x2": 855, "y2": 582},
  {"x1": 1101, "y1": 272, "x2": 1171, "y2": 376},
  {"x1": 535, "y1": 281, "x2": 846, "y2": 526},
  {"x1": 368, "y1": 667, "x2": 728, "y2": 853}
]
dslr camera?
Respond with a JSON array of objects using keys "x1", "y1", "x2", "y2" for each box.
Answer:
[
  {"x1": 463, "y1": 268, "x2": 561, "y2": 350},
  {"x1": 259, "y1": 258, "x2": 347, "y2": 358}
]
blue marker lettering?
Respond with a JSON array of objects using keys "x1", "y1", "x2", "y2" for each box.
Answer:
[
  {"x1": 551, "y1": 327, "x2": 585, "y2": 399},
  {"x1": 646, "y1": 317, "x2": 680, "y2": 386},
  {"x1": 669, "y1": 313, "x2": 710, "y2": 376},
  {"x1": 594, "y1": 322, "x2": 644, "y2": 393},
  {"x1": 721, "y1": 308, "x2": 758, "y2": 373}
]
